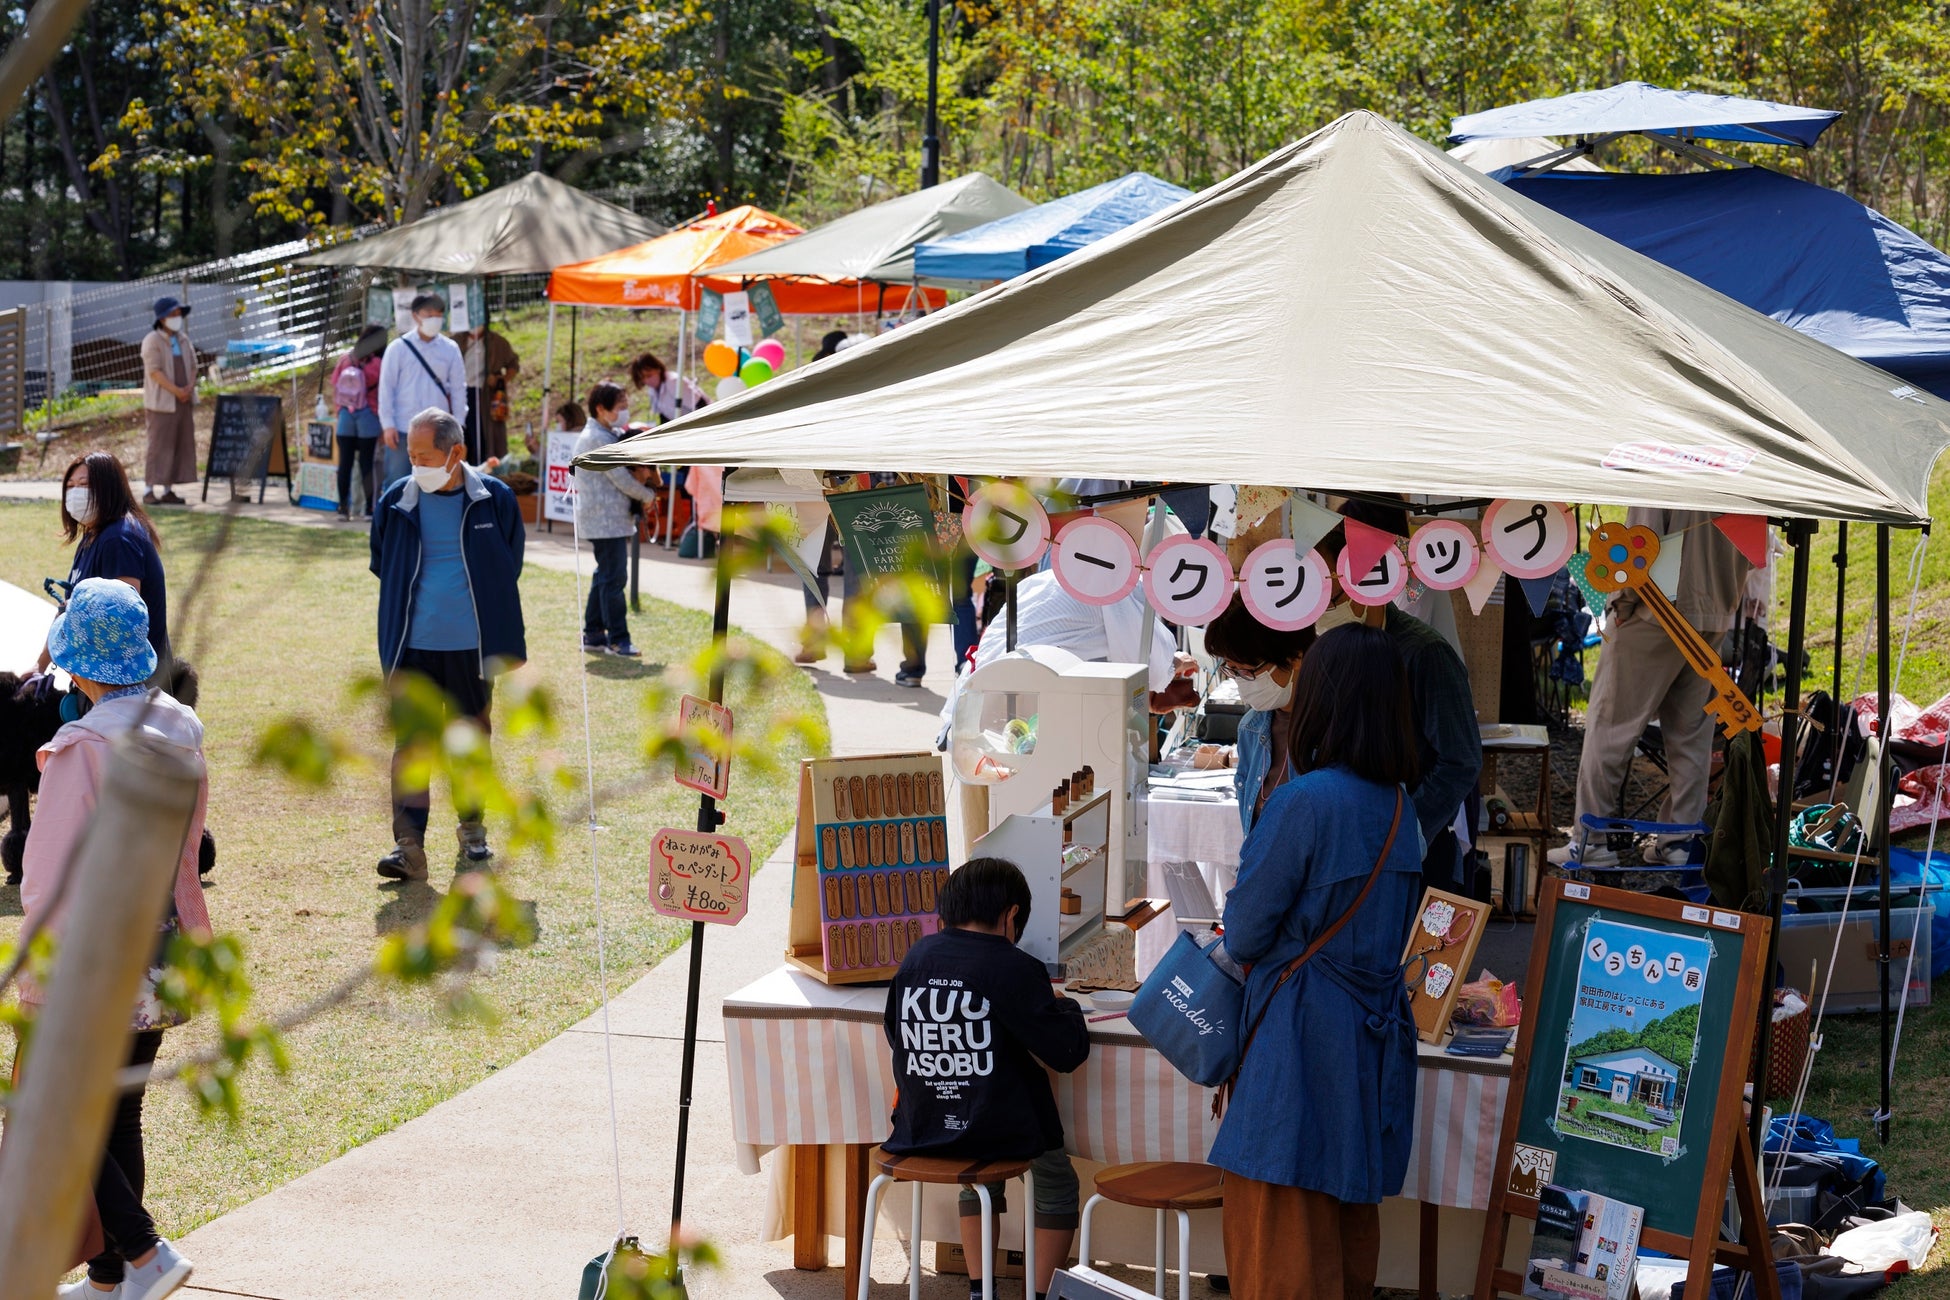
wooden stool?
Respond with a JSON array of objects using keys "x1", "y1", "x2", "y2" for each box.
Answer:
[
  {"x1": 857, "y1": 1149, "x2": 1036, "y2": 1300},
  {"x1": 1077, "y1": 1161, "x2": 1224, "y2": 1300}
]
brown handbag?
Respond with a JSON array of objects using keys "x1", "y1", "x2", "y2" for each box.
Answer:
[{"x1": 1212, "y1": 787, "x2": 1405, "y2": 1119}]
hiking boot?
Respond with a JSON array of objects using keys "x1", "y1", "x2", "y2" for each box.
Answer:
[
  {"x1": 1547, "y1": 841, "x2": 1619, "y2": 869},
  {"x1": 377, "y1": 837, "x2": 429, "y2": 881},
  {"x1": 457, "y1": 820, "x2": 494, "y2": 870}
]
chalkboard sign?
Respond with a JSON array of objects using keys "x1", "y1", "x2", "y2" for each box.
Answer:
[
  {"x1": 1476, "y1": 881, "x2": 1777, "y2": 1300},
  {"x1": 203, "y1": 394, "x2": 293, "y2": 503},
  {"x1": 306, "y1": 420, "x2": 335, "y2": 461}
]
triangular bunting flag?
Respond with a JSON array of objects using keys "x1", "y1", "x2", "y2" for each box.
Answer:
[
  {"x1": 1651, "y1": 529, "x2": 1685, "y2": 601},
  {"x1": 1517, "y1": 573, "x2": 1556, "y2": 617},
  {"x1": 1713, "y1": 513, "x2": 1770, "y2": 568},
  {"x1": 1288, "y1": 497, "x2": 1344, "y2": 554},
  {"x1": 1340, "y1": 517, "x2": 1398, "y2": 589},
  {"x1": 1568, "y1": 551, "x2": 1607, "y2": 615},
  {"x1": 1463, "y1": 555, "x2": 1504, "y2": 616}
]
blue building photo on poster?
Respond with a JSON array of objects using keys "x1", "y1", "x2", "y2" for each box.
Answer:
[{"x1": 1553, "y1": 918, "x2": 1715, "y2": 1159}]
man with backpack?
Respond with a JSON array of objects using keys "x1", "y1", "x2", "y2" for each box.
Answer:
[{"x1": 378, "y1": 294, "x2": 468, "y2": 487}]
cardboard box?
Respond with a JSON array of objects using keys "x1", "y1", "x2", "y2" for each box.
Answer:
[{"x1": 934, "y1": 1241, "x2": 1027, "y2": 1279}]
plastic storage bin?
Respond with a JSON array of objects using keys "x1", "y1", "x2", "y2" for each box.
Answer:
[{"x1": 1778, "y1": 901, "x2": 1933, "y2": 1014}]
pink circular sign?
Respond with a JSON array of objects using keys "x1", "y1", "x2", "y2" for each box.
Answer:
[
  {"x1": 961, "y1": 481, "x2": 1050, "y2": 571},
  {"x1": 1408, "y1": 519, "x2": 1482, "y2": 591},
  {"x1": 1051, "y1": 516, "x2": 1141, "y2": 606},
  {"x1": 1335, "y1": 540, "x2": 1407, "y2": 606},
  {"x1": 1239, "y1": 540, "x2": 1332, "y2": 631},
  {"x1": 1143, "y1": 535, "x2": 1236, "y2": 626},
  {"x1": 1482, "y1": 499, "x2": 1575, "y2": 580}
]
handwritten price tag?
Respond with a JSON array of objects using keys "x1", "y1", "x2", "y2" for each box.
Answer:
[
  {"x1": 649, "y1": 829, "x2": 751, "y2": 926},
  {"x1": 674, "y1": 694, "x2": 733, "y2": 800}
]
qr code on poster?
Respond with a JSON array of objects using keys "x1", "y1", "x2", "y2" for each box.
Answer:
[{"x1": 1660, "y1": 1137, "x2": 1679, "y2": 1157}]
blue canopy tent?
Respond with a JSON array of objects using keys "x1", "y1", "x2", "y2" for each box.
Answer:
[
  {"x1": 1449, "y1": 80, "x2": 1840, "y2": 150},
  {"x1": 1505, "y1": 167, "x2": 1950, "y2": 400},
  {"x1": 912, "y1": 172, "x2": 1192, "y2": 283}
]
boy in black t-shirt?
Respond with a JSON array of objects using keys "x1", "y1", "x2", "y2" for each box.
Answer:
[{"x1": 883, "y1": 857, "x2": 1090, "y2": 1300}]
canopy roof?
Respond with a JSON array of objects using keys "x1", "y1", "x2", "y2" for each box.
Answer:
[
  {"x1": 296, "y1": 172, "x2": 664, "y2": 276},
  {"x1": 1450, "y1": 81, "x2": 1841, "y2": 149},
  {"x1": 707, "y1": 173, "x2": 1031, "y2": 285},
  {"x1": 582, "y1": 112, "x2": 1950, "y2": 526},
  {"x1": 912, "y1": 172, "x2": 1194, "y2": 283},
  {"x1": 1506, "y1": 167, "x2": 1950, "y2": 401},
  {"x1": 1447, "y1": 136, "x2": 1602, "y2": 175}
]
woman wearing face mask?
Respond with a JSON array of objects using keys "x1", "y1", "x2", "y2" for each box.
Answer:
[
  {"x1": 37, "y1": 452, "x2": 170, "y2": 677},
  {"x1": 1202, "y1": 596, "x2": 1314, "y2": 836},
  {"x1": 571, "y1": 382, "x2": 658, "y2": 657},
  {"x1": 138, "y1": 297, "x2": 198, "y2": 507}
]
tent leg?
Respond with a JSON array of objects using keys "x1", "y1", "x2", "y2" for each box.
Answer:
[
  {"x1": 541, "y1": 303, "x2": 556, "y2": 437},
  {"x1": 1754, "y1": 520, "x2": 1813, "y2": 1159},
  {"x1": 569, "y1": 305, "x2": 579, "y2": 406},
  {"x1": 1876, "y1": 526, "x2": 1893, "y2": 1145}
]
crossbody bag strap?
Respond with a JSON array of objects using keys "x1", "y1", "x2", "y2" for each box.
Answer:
[
  {"x1": 403, "y1": 339, "x2": 453, "y2": 412},
  {"x1": 1213, "y1": 787, "x2": 1404, "y2": 1119}
]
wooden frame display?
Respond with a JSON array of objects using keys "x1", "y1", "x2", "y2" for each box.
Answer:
[
  {"x1": 1400, "y1": 888, "x2": 1492, "y2": 1044},
  {"x1": 787, "y1": 752, "x2": 951, "y2": 985},
  {"x1": 1474, "y1": 880, "x2": 1779, "y2": 1300}
]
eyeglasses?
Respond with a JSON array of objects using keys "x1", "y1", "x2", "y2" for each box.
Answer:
[{"x1": 1215, "y1": 661, "x2": 1272, "y2": 684}]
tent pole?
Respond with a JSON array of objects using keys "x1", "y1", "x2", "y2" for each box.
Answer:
[
  {"x1": 667, "y1": 307, "x2": 682, "y2": 550},
  {"x1": 669, "y1": 525, "x2": 733, "y2": 1268},
  {"x1": 1753, "y1": 520, "x2": 1812, "y2": 1160},
  {"x1": 541, "y1": 303, "x2": 556, "y2": 436},
  {"x1": 1831, "y1": 522, "x2": 1848, "y2": 707},
  {"x1": 1875, "y1": 525, "x2": 1893, "y2": 1145},
  {"x1": 1005, "y1": 569, "x2": 1017, "y2": 652}
]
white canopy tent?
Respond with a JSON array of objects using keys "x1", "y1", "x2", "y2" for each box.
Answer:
[{"x1": 583, "y1": 112, "x2": 1950, "y2": 526}]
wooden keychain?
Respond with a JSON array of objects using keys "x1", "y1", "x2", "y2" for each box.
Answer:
[
  {"x1": 872, "y1": 872, "x2": 891, "y2": 916},
  {"x1": 877, "y1": 922, "x2": 894, "y2": 968},
  {"x1": 867, "y1": 823, "x2": 883, "y2": 866},
  {"x1": 823, "y1": 877, "x2": 842, "y2": 920},
  {"x1": 852, "y1": 824, "x2": 869, "y2": 865},
  {"x1": 841, "y1": 875, "x2": 859, "y2": 919},
  {"x1": 833, "y1": 776, "x2": 850, "y2": 821},
  {"x1": 863, "y1": 774, "x2": 880, "y2": 818},
  {"x1": 821, "y1": 825, "x2": 840, "y2": 869},
  {"x1": 881, "y1": 773, "x2": 898, "y2": 815},
  {"x1": 919, "y1": 868, "x2": 937, "y2": 911},
  {"x1": 908, "y1": 918, "x2": 924, "y2": 947},
  {"x1": 848, "y1": 775, "x2": 867, "y2": 819},
  {"x1": 900, "y1": 822, "x2": 917, "y2": 865},
  {"x1": 892, "y1": 922, "x2": 910, "y2": 962},
  {"x1": 898, "y1": 772, "x2": 914, "y2": 816},
  {"x1": 931, "y1": 820, "x2": 949, "y2": 863},
  {"x1": 928, "y1": 771, "x2": 945, "y2": 815}
]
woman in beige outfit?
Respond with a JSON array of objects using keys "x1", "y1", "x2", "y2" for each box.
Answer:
[{"x1": 139, "y1": 296, "x2": 198, "y2": 505}]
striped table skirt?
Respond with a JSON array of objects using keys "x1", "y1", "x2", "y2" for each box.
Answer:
[{"x1": 724, "y1": 965, "x2": 1510, "y2": 1211}]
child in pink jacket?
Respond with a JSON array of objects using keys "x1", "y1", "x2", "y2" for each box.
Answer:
[{"x1": 22, "y1": 577, "x2": 205, "y2": 1300}]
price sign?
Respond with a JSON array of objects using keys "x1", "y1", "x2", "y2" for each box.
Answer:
[
  {"x1": 1143, "y1": 535, "x2": 1236, "y2": 626},
  {"x1": 1483, "y1": 499, "x2": 1576, "y2": 580},
  {"x1": 1408, "y1": 519, "x2": 1481, "y2": 591},
  {"x1": 1239, "y1": 539, "x2": 1331, "y2": 631},
  {"x1": 649, "y1": 829, "x2": 750, "y2": 925},
  {"x1": 674, "y1": 694, "x2": 733, "y2": 800},
  {"x1": 962, "y1": 480, "x2": 1050, "y2": 571},
  {"x1": 1051, "y1": 515, "x2": 1141, "y2": 606}
]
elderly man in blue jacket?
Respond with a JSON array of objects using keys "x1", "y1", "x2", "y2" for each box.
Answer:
[{"x1": 369, "y1": 406, "x2": 526, "y2": 882}]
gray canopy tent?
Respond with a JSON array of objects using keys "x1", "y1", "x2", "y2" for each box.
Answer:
[{"x1": 586, "y1": 113, "x2": 1950, "y2": 1233}]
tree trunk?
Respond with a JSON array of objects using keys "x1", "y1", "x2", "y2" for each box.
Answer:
[{"x1": 0, "y1": 733, "x2": 201, "y2": 1300}]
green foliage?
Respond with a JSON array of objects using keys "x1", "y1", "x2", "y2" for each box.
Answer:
[{"x1": 599, "y1": 1237, "x2": 720, "y2": 1298}]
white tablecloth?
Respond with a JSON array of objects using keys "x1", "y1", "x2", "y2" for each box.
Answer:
[{"x1": 1139, "y1": 790, "x2": 1245, "y2": 974}]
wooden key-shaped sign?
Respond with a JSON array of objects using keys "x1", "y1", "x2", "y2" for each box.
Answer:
[{"x1": 1585, "y1": 523, "x2": 1761, "y2": 737}]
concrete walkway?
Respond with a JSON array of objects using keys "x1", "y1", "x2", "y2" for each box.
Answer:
[{"x1": 0, "y1": 483, "x2": 975, "y2": 1296}]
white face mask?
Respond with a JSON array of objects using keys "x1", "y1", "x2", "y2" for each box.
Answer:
[
  {"x1": 64, "y1": 486, "x2": 94, "y2": 524},
  {"x1": 163, "y1": 316, "x2": 184, "y2": 333},
  {"x1": 416, "y1": 315, "x2": 443, "y2": 339},
  {"x1": 612, "y1": 408, "x2": 631, "y2": 428},
  {"x1": 1234, "y1": 666, "x2": 1294, "y2": 713},
  {"x1": 411, "y1": 459, "x2": 455, "y2": 492},
  {"x1": 1315, "y1": 601, "x2": 1362, "y2": 634}
]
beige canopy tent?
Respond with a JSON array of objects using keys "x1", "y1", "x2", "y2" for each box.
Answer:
[
  {"x1": 296, "y1": 172, "x2": 664, "y2": 276},
  {"x1": 583, "y1": 112, "x2": 1949, "y2": 526}
]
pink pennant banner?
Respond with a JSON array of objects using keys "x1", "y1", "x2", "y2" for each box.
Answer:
[
  {"x1": 1712, "y1": 513, "x2": 1770, "y2": 568},
  {"x1": 1339, "y1": 518, "x2": 1400, "y2": 590}
]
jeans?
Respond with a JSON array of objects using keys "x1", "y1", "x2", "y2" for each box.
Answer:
[
  {"x1": 951, "y1": 548, "x2": 979, "y2": 671},
  {"x1": 377, "y1": 435, "x2": 411, "y2": 497},
  {"x1": 89, "y1": 1030, "x2": 165, "y2": 1283},
  {"x1": 585, "y1": 536, "x2": 631, "y2": 647},
  {"x1": 336, "y1": 409, "x2": 379, "y2": 515},
  {"x1": 389, "y1": 647, "x2": 492, "y2": 843}
]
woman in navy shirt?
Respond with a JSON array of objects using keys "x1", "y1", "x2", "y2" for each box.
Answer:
[
  {"x1": 38, "y1": 453, "x2": 170, "y2": 672},
  {"x1": 1208, "y1": 623, "x2": 1424, "y2": 1300}
]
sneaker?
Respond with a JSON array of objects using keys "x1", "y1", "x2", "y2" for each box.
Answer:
[
  {"x1": 58, "y1": 1280, "x2": 122, "y2": 1297},
  {"x1": 457, "y1": 820, "x2": 494, "y2": 870},
  {"x1": 843, "y1": 659, "x2": 877, "y2": 675},
  {"x1": 121, "y1": 1240, "x2": 192, "y2": 1300},
  {"x1": 793, "y1": 644, "x2": 823, "y2": 665},
  {"x1": 377, "y1": 838, "x2": 429, "y2": 881},
  {"x1": 606, "y1": 641, "x2": 642, "y2": 658},
  {"x1": 1546, "y1": 842, "x2": 1620, "y2": 869},
  {"x1": 1643, "y1": 839, "x2": 1698, "y2": 867},
  {"x1": 582, "y1": 636, "x2": 608, "y2": 653},
  {"x1": 893, "y1": 670, "x2": 924, "y2": 688}
]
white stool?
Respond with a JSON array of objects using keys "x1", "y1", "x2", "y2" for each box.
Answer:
[
  {"x1": 857, "y1": 1149, "x2": 1037, "y2": 1300},
  {"x1": 1077, "y1": 1161, "x2": 1224, "y2": 1300}
]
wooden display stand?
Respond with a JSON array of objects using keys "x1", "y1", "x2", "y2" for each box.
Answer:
[
  {"x1": 1475, "y1": 880, "x2": 1779, "y2": 1300},
  {"x1": 971, "y1": 786, "x2": 1112, "y2": 975},
  {"x1": 1400, "y1": 888, "x2": 1492, "y2": 1043},
  {"x1": 787, "y1": 752, "x2": 952, "y2": 984}
]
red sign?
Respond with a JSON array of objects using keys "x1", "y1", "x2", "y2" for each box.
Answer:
[{"x1": 649, "y1": 829, "x2": 751, "y2": 925}]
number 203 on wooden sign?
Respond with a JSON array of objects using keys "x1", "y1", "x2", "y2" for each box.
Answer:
[{"x1": 649, "y1": 829, "x2": 751, "y2": 926}]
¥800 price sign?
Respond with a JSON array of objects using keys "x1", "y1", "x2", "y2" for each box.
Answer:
[{"x1": 649, "y1": 829, "x2": 751, "y2": 925}]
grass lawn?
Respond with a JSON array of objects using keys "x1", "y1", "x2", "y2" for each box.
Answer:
[{"x1": 0, "y1": 501, "x2": 825, "y2": 1238}]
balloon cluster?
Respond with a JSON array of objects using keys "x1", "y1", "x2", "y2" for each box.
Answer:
[{"x1": 703, "y1": 337, "x2": 787, "y2": 399}]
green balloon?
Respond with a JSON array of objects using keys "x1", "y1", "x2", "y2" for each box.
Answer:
[{"x1": 739, "y1": 357, "x2": 774, "y2": 385}]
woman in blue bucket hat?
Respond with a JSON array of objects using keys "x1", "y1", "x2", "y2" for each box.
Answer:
[{"x1": 22, "y1": 578, "x2": 208, "y2": 1300}]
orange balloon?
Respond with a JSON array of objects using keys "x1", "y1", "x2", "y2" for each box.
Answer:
[{"x1": 703, "y1": 341, "x2": 738, "y2": 378}]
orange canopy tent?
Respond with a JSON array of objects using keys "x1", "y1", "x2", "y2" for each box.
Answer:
[{"x1": 547, "y1": 204, "x2": 911, "y2": 314}]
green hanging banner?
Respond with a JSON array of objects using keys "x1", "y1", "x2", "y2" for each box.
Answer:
[
  {"x1": 748, "y1": 282, "x2": 785, "y2": 337},
  {"x1": 825, "y1": 482, "x2": 948, "y2": 605},
  {"x1": 694, "y1": 289, "x2": 723, "y2": 343}
]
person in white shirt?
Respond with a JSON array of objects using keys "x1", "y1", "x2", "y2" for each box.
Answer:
[
  {"x1": 964, "y1": 570, "x2": 1197, "y2": 712},
  {"x1": 378, "y1": 294, "x2": 468, "y2": 489},
  {"x1": 628, "y1": 352, "x2": 707, "y2": 424}
]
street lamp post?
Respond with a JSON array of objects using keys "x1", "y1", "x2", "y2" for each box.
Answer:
[{"x1": 921, "y1": 0, "x2": 940, "y2": 188}]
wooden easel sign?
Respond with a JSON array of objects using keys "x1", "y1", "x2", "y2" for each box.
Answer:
[{"x1": 1475, "y1": 880, "x2": 1778, "y2": 1300}]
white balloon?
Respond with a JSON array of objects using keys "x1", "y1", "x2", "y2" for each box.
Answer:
[{"x1": 717, "y1": 377, "x2": 746, "y2": 400}]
